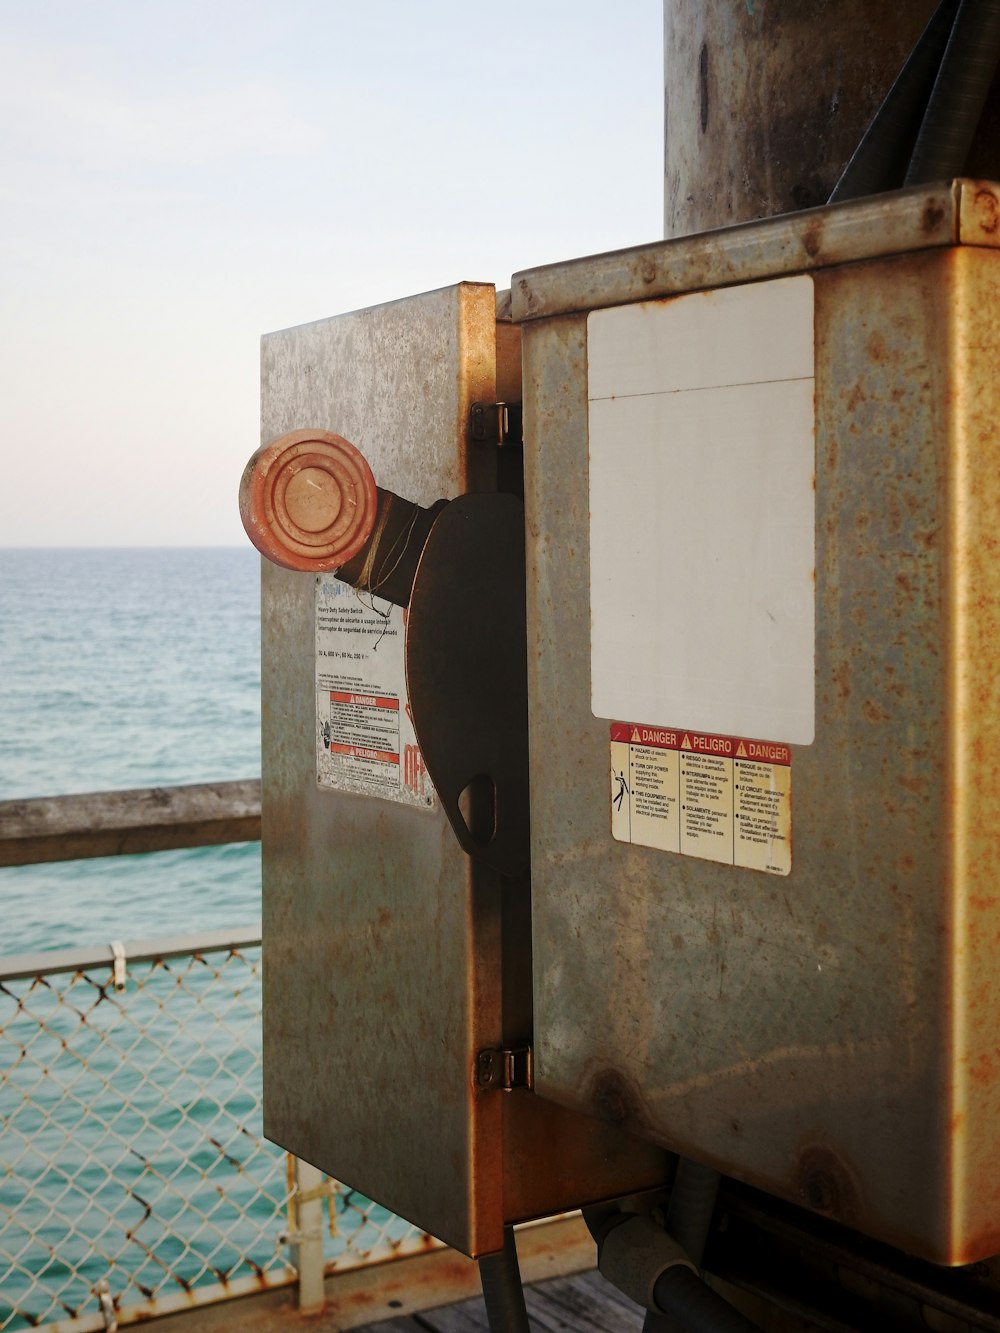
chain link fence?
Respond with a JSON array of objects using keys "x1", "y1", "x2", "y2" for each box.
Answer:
[{"x1": 0, "y1": 931, "x2": 434, "y2": 1332}]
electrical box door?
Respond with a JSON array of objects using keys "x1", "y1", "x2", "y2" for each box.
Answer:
[{"x1": 259, "y1": 282, "x2": 667, "y2": 1257}]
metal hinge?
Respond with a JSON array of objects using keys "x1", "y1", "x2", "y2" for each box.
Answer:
[
  {"x1": 476, "y1": 1044, "x2": 533, "y2": 1092},
  {"x1": 469, "y1": 402, "x2": 523, "y2": 448}
]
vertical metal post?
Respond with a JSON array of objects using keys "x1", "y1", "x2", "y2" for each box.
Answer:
[
  {"x1": 294, "y1": 1157, "x2": 326, "y2": 1314},
  {"x1": 663, "y1": 1, "x2": 943, "y2": 237}
]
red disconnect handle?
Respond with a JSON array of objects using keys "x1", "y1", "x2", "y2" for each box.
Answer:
[{"x1": 239, "y1": 429, "x2": 378, "y2": 572}]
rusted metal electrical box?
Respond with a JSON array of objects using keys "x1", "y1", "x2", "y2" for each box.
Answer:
[
  {"x1": 255, "y1": 284, "x2": 667, "y2": 1259},
  {"x1": 516, "y1": 180, "x2": 1000, "y2": 1267},
  {"x1": 249, "y1": 180, "x2": 1000, "y2": 1272}
]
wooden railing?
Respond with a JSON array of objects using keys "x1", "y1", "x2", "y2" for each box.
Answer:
[{"x1": 0, "y1": 779, "x2": 261, "y2": 867}]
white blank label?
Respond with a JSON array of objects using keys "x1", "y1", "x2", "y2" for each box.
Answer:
[{"x1": 588, "y1": 276, "x2": 815, "y2": 746}]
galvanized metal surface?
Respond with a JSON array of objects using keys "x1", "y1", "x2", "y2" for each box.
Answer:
[
  {"x1": 259, "y1": 285, "x2": 669, "y2": 1258},
  {"x1": 513, "y1": 179, "x2": 1000, "y2": 324},
  {"x1": 260, "y1": 282, "x2": 506, "y2": 1257},
  {"x1": 521, "y1": 205, "x2": 1000, "y2": 1264}
]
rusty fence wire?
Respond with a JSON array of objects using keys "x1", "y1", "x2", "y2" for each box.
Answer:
[{"x1": 0, "y1": 931, "x2": 433, "y2": 1332}]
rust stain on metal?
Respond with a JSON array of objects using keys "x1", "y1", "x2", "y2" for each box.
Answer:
[
  {"x1": 514, "y1": 185, "x2": 972, "y2": 325},
  {"x1": 972, "y1": 185, "x2": 1000, "y2": 235},
  {"x1": 943, "y1": 246, "x2": 1000, "y2": 1263},
  {"x1": 585, "y1": 1065, "x2": 650, "y2": 1135},
  {"x1": 796, "y1": 1144, "x2": 862, "y2": 1227},
  {"x1": 208, "y1": 1137, "x2": 244, "y2": 1171},
  {"x1": 923, "y1": 200, "x2": 947, "y2": 233},
  {"x1": 802, "y1": 220, "x2": 824, "y2": 259}
]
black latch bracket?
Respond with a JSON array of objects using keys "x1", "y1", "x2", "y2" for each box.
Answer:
[
  {"x1": 470, "y1": 402, "x2": 523, "y2": 449},
  {"x1": 476, "y1": 1044, "x2": 534, "y2": 1092}
]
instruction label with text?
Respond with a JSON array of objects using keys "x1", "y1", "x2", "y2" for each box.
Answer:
[
  {"x1": 610, "y1": 723, "x2": 790, "y2": 875},
  {"x1": 315, "y1": 575, "x2": 435, "y2": 809}
]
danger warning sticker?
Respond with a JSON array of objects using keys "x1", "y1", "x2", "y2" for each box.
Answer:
[
  {"x1": 314, "y1": 575, "x2": 435, "y2": 810},
  {"x1": 610, "y1": 723, "x2": 791, "y2": 875}
]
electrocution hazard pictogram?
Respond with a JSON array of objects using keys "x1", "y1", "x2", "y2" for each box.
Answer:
[{"x1": 609, "y1": 723, "x2": 791, "y2": 875}]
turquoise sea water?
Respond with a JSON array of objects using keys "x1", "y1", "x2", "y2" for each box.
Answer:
[
  {"x1": 0, "y1": 551, "x2": 418, "y2": 1329},
  {"x1": 0, "y1": 548, "x2": 280, "y2": 1327},
  {"x1": 0, "y1": 548, "x2": 262, "y2": 953},
  {"x1": 0, "y1": 550, "x2": 414, "y2": 1329}
]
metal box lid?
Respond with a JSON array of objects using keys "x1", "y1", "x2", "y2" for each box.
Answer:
[{"x1": 512, "y1": 178, "x2": 1000, "y2": 322}]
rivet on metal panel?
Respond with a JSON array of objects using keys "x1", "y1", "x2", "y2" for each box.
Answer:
[
  {"x1": 796, "y1": 1145, "x2": 862, "y2": 1227},
  {"x1": 477, "y1": 1050, "x2": 499, "y2": 1088},
  {"x1": 803, "y1": 1172, "x2": 838, "y2": 1214}
]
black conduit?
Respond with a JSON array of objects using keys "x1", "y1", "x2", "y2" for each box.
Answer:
[
  {"x1": 665, "y1": 1160, "x2": 721, "y2": 1268},
  {"x1": 905, "y1": 0, "x2": 1000, "y2": 184},
  {"x1": 479, "y1": 1226, "x2": 531, "y2": 1333},
  {"x1": 651, "y1": 1265, "x2": 760, "y2": 1333},
  {"x1": 643, "y1": 1160, "x2": 725, "y2": 1333},
  {"x1": 586, "y1": 1190, "x2": 761, "y2": 1333}
]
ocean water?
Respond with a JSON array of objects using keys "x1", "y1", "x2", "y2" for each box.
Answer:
[
  {"x1": 0, "y1": 550, "x2": 425, "y2": 1329},
  {"x1": 0, "y1": 549, "x2": 412, "y2": 1329},
  {"x1": 0, "y1": 547, "x2": 262, "y2": 954},
  {"x1": 0, "y1": 549, "x2": 272, "y2": 1324}
]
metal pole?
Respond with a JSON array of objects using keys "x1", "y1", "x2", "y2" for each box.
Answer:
[
  {"x1": 294, "y1": 1158, "x2": 327, "y2": 1314},
  {"x1": 663, "y1": 0, "x2": 950, "y2": 237}
]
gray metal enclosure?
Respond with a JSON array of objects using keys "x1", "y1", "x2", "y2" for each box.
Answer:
[
  {"x1": 259, "y1": 285, "x2": 501, "y2": 1255},
  {"x1": 258, "y1": 283, "x2": 666, "y2": 1258},
  {"x1": 516, "y1": 181, "x2": 1000, "y2": 1266}
]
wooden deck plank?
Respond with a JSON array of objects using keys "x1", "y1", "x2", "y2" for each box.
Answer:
[
  {"x1": 524, "y1": 1271, "x2": 642, "y2": 1333},
  {"x1": 416, "y1": 1302, "x2": 493, "y2": 1332},
  {"x1": 359, "y1": 1269, "x2": 643, "y2": 1333},
  {"x1": 498, "y1": 1270, "x2": 641, "y2": 1330},
  {"x1": 349, "y1": 1322, "x2": 416, "y2": 1332}
]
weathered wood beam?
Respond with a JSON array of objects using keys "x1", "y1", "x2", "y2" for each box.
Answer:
[{"x1": 0, "y1": 779, "x2": 261, "y2": 868}]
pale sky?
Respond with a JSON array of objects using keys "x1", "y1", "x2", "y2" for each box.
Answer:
[{"x1": 1, "y1": 1, "x2": 663, "y2": 546}]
